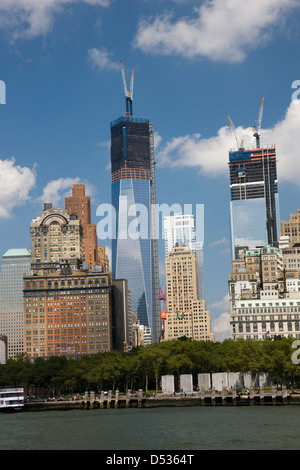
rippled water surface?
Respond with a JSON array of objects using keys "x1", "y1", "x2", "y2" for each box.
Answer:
[{"x1": 0, "y1": 406, "x2": 299, "y2": 450}]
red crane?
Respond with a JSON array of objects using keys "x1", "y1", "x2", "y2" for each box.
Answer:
[{"x1": 158, "y1": 287, "x2": 167, "y2": 321}]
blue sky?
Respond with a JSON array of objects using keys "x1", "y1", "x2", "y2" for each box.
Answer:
[{"x1": 1, "y1": 0, "x2": 300, "y2": 341}]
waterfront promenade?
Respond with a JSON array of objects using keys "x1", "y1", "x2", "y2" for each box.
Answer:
[{"x1": 23, "y1": 387, "x2": 300, "y2": 411}]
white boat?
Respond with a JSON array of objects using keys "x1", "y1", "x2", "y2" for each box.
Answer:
[{"x1": 0, "y1": 387, "x2": 24, "y2": 412}]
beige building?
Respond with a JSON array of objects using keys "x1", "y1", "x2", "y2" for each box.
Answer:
[
  {"x1": 97, "y1": 246, "x2": 109, "y2": 273},
  {"x1": 280, "y1": 210, "x2": 300, "y2": 292},
  {"x1": 30, "y1": 202, "x2": 83, "y2": 275},
  {"x1": 164, "y1": 246, "x2": 214, "y2": 342},
  {"x1": 281, "y1": 209, "x2": 300, "y2": 245},
  {"x1": 0, "y1": 249, "x2": 31, "y2": 358}
]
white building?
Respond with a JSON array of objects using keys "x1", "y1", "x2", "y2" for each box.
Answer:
[{"x1": 231, "y1": 296, "x2": 300, "y2": 340}]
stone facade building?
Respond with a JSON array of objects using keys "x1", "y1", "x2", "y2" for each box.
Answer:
[
  {"x1": 24, "y1": 271, "x2": 113, "y2": 358},
  {"x1": 229, "y1": 243, "x2": 300, "y2": 340},
  {"x1": 164, "y1": 246, "x2": 214, "y2": 342},
  {"x1": 30, "y1": 202, "x2": 83, "y2": 275}
]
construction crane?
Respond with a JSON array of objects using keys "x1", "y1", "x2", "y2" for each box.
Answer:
[
  {"x1": 158, "y1": 287, "x2": 167, "y2": 340},
  {"x1": 253, "y1": 97, "x2": 264, "y2": 148},
  {"x1": 228, "y1": 116, "x2": 243, "y2": 150},
  {"x1": 158, "y1": 287, "x2": 166, "y2": 311},
  {"x1": 120, "y1": 59, "x2": 134, "y2": 116}
]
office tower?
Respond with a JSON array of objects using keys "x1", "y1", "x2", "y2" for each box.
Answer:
[
  {"x1": 65, "y1": 184, "x2": 98, "y2": 269},
  {"x1": 163, "y1": 214, "x2": 205, "y2": 299},
  {"x1": 0, "y1": 249, "x2": 31, "y2": 358},
  {"x1": 30, "y1": 202, "x2": 83, "y2": 275},
  {"x1": 164, "y1": 246, "x2": 214, "y2": 342},
  {"x1": 281, "y1": 209, "x2": 300, "y2": 246},
  {"x1": 229, "y1": 146, "x2": 280, "y2": 259},
  {"x1": 24, "y1": 271, "x2": 113, "y2": 358},
  {"x1": 110, "y1": 64, "x2": 160, "y2": 342}
]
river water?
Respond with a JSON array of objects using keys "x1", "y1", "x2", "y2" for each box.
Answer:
[{"x1": 0, "y1": 406, "x2": 299, "y2": 451}]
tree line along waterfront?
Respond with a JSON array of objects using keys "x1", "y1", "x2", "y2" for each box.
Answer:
[{"x1": 0, "y1": 337, "x2": 300, "y2": 396}]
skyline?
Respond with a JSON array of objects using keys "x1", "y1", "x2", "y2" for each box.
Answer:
[{"x1": 1, "y1": 0, "x2": 300, "y2": 341}]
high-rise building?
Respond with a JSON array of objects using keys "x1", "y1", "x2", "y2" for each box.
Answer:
[
  {"x1": 0, "y1": 249, "x2": 31, "y2": 358},
  {"x1": 229, "y1": 145, "x2": 280, "y2": 259},
  {"x1": 110, "y1": 64, "x2": 160, "y2": 342},
  {"x1": 65, "y1": 184, "x2": 98, "y2": 269},
  {"x1": 24, "y1": 271, "x2": 113, "y2": 358},
  {"x1": 281, "y1": 209, "x2": 300, "y2": 246},
  {"x1": 163, "y1": 214, "x2": 205, "y2": 299},
  {"x1": 164, "y1": 246, "x2": 214, "y2": 342},
  {"x1": 97, "y1": 246, "x2": 109, "y2": 273},
  {"x1": 30, "y1": 202, "x2": 83, "y2": 275}
]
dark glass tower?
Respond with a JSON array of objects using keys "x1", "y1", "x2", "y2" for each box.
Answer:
[
  {"x1": 110, "y1": 64, "x2": 160, "y2": 342},
  {"x1": 229, "y1": 145, "x2": 280, "y2": 259}
]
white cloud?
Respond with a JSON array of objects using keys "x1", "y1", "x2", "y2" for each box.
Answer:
[
  {"x1": 156, "y1": 99, "x2": 300, "y2": 187},
  {"x1": 209, "y1": 293, "x2": 230, "y2": 312},
  {"x1": 264, "y1": 99, "x2": 300, "y2": 186},
  {"x1": 155, "y1": 127, "x2": 241, "y2": 177},
  {"x1": 0, "y1": 157, "x2": 36, "y2": 217},
  {"x1": 40, "y1": 177, "x2": 96, "y2": 207},
  {"x1": 208, "y1": 237, "x2": 229, "y2": 248},
  {"x1": 212, "y1": 312, "x2": 231, "y2": 342},
  {"x1": 209, "y1": 294, "x2": 231, "y2": 341},
  {"x1": 0, "y1": 0, "x2": 112, "y2": 39},
  {"x1": 134, "y1": 0, "x2": 299, "y2": 63},
  {"x1": 87, "y1": 47, "x2": 119, "y2": 71}
]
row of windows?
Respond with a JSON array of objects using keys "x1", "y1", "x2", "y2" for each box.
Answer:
[{"x1": 233, "y1": 321, "x2": 300, "y2": 333}]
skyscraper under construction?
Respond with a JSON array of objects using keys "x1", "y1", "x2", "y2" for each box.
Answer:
[
  {"x1": 110, "y1": 62, "x2": 160, "y2": 342},
  {"x1": 229, "y1": 100, "x2": 280, "y2": 259}
]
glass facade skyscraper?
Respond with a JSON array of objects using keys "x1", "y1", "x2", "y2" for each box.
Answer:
[
  {"x1": 0, "y1": 248, "x2": 31, "y2": 358},
  {"x1": 110, "y1": 115, "x2": 160, "y2": 342},
  {"x1": 229, "y1": 146, "x2": 280, "y2": 259}
]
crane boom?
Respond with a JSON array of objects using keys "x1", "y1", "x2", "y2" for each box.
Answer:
[
  {"x1": 120, "y1": 59, "x2": 128, "y2": 97},
  {"x1": 130, "y1": 69, "x2": 134, "y2": 100},
  {"x1": 228, "y1": 116, "x2": 239, "y2": 150},
  {"x1": 253, "y1": 97, "x2": 264, "y2": 148},
  {"x1": 120, "y1": 59, "x2": 134, "y2": 115}
]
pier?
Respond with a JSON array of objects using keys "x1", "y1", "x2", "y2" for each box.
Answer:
[
  {"x1": 23, "y1": 387, "x2": 300, "y2": 411},
  {"x1": 78, "y1": 386, "x2": 299, "y2": 408}
]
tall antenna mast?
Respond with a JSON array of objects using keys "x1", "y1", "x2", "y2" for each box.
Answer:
[{"x1": 120, "y1": 59, "x2": 134, "y2": 116}]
